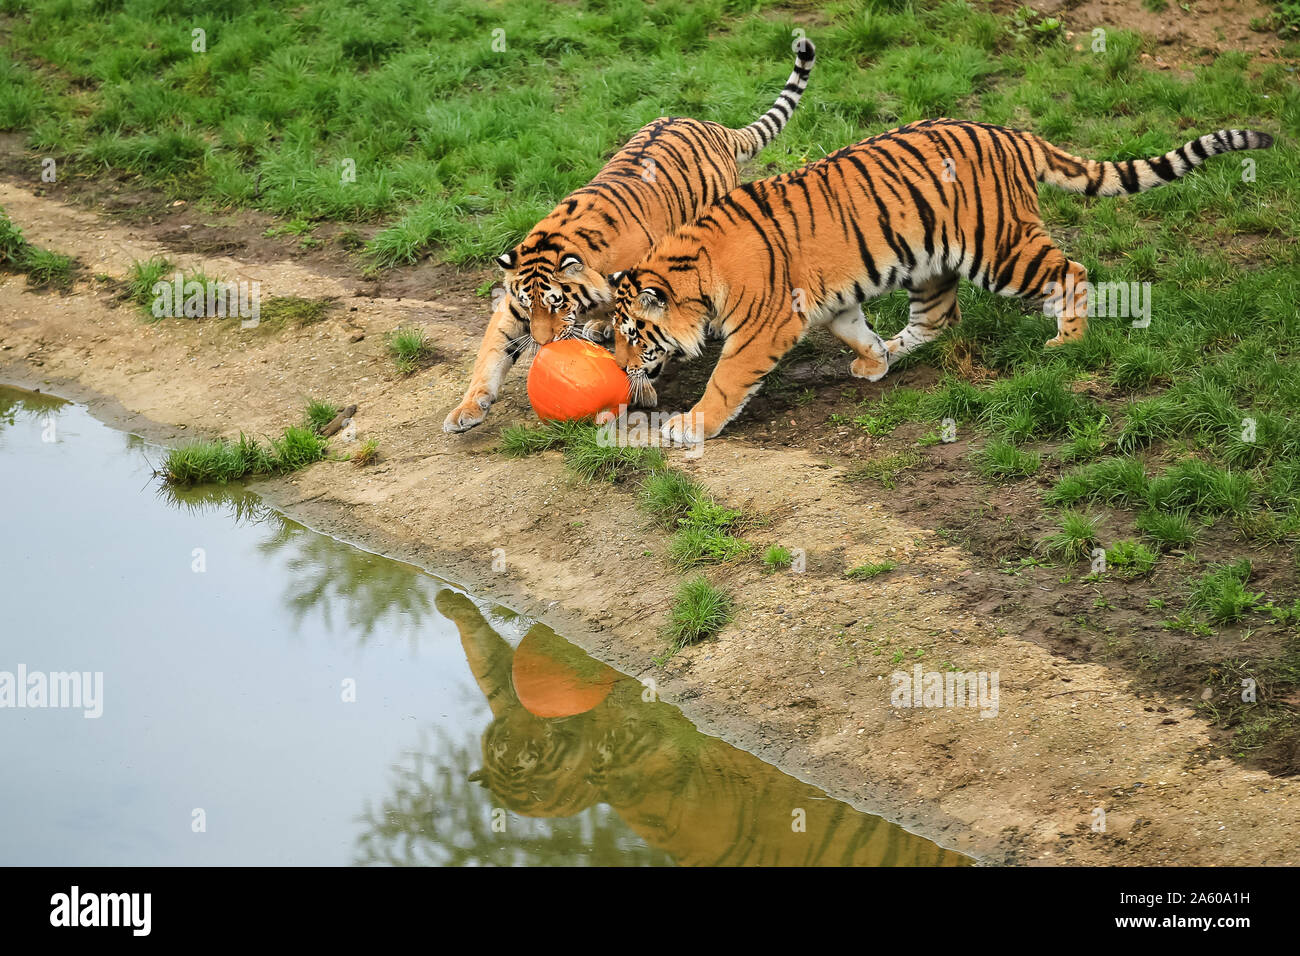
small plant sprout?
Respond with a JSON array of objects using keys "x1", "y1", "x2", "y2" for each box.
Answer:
[{"x1": 353, "y1": 439, "x2": 379, "y2": 466}]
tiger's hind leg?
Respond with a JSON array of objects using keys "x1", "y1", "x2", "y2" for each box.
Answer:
[
  {"x1": 443, "y1": 297, "x2": 529, "y2": 433},
  {"x1": 883, "y1": 274, "x2": 961, "y2": 361},
  {"x1": 1041, "y1": 257, "x2": 1088, "y2": 347},
  {"x1": 828, "y1": 305, "x2": 890, "y2": 382},
  {"x1": 979, "y1": 230, "x2": 1089, "y2": 347}
]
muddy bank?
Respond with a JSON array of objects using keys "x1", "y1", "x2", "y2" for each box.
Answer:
[{"x1": 3, "y1": 176, "x2": 1299, "y2": 865}]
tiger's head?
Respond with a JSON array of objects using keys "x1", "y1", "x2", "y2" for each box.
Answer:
[
  {"x1": 610, "y1": 268, "x2": 710, "y2": 408},
  {"x1": 496, "y1": 240, "x2": 615, "y2": 346},
  {"x1": 469, "y1": 707, "x2": 600, "y2": 818}
]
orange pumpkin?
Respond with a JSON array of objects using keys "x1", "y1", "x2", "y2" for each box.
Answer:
[
  {"x1": 511, "y1": 628, "x2": 619, "y2": 718},
  {"x1": 527, "y1": 339, "x2": 630, "y2": 423}
]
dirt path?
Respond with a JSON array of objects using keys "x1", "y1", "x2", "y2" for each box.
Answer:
[{"x1": 3, "y1": 176, "x2": 1297, "y2": 865}]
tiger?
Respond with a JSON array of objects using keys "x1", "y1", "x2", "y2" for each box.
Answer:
[
  {"x1": 431, "y1": 589, "x2": 967, "y2": 865},
  {"x1": 608, "y1": 119, "x2": 1275, "y2": 443},
  {"x1": 442, "y1": 38, "x2": 817, "y2": 433}
]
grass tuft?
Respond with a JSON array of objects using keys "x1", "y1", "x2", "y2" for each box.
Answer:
[
  {"x1": 387, "y1": 326, "x2": 436, "y2": 374},
  {"x1": 0, "y1": 207, "x2": 74, "y2": 289},
  {"x1": 763, "y1": 545, "x2": 794, "y2": 570},
  {"x1": 353, "y1": 438, "x2": 379, "y2": 466},
  {"x1": 976, "y1": 439, "x2": 1041, "y2": 480},
  {"x1": 847, "y1": 560, "x2": 896, "y2": 579},
  {"x1": 1105, "y1": 539, "x2": 1158, "y2": 579},
  {"x1": 639, "y1": 469, "x2": 706, "y2": 527},
  {"x1": 1040, "y1": 510, "x2": 1103, "y2": 562},
  {"x1": 162, "y1": 426, "x2": 328, "y2": 485},
  {"x1": 1187, "y1": 559, "x2": 1265, "y2": 625},
  {"x1": 1136, "y1": 509, "x2": 1199, "y2": 550},
  {"x1": 844, "y1": 450, "x2": 926, "y2": 488},
  {"x1": 666, "y1": 576, "x2": 733, "y2": 651},
  {"x1": 667, "y1": 497, "x2": 749, "y2": 568},
  {"x1": 304, "y1": 399, "x2": 340, "y2": 434}
]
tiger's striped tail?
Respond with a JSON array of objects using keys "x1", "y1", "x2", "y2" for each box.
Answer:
[
  {"x1": 729, "y1": 38, "x2": 816, "y2": 163},
  {"x1": 1035, "y1": 129, "x2": 1274, "y2": 197}
]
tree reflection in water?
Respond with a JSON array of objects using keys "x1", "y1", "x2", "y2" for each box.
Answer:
[
  {"x1": 156, "y1": 476, "x2": 436, "y2": 647},
  {"x1": 0, "y1": 385, "x2": 67, "y2": 435}
]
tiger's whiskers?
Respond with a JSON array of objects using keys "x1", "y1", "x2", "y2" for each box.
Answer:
[{"x1": 627, "y1": 368, "x2": 657, "y2": 408}]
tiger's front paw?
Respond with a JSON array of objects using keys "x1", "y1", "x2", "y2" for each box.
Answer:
[
  {"x1": 582, "y1": 316, "x2": 615, "y2": 343},
  {"x1": 443, "y1": 392, "x2": 492, "y2": 433},
  {"x1": 660, "y1": 412, "x2": 712, "y2": 446}
]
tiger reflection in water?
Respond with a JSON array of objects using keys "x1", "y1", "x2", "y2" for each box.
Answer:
[{"x1": 436, "y1": 591, "x2": 967, "y2": 867}]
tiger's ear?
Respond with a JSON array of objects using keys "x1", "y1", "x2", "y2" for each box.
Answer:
[
  {"x1": 559, "y1": 254, "x2": 583, "y2": 274},
  {"x1": 608, "y1": 270, "x2": 626, "y2": 285},
  {"x1": 496, "y1": 249, "x2": 518, "y2": 271},
  {"x1": 638, "y1": 287, "x2": 667, "y2": 311}
]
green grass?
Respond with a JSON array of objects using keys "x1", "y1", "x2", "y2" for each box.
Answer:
[
  {"x1": 0, "y1": 208, "x2": 25, "y2": 265},
  {"x1": 1045, "y1": 456, "x2": 1149, "y2": 507},
  {"x1": 161, "y1": 426, "x2": 329, "y2": 485},
  {"x1": 1187, "y1": 559, "x2": 1266, "y2": 625},
  {"x1": 844, "y1": 450, "x2": 926, "y2": 488},
  {"x1": 1057, "y1": 416, "x2": 1110, "y2": 463},
  {"x1": 847, "y1": 560, "x2": 896, "y2": 579},
  {"x1": 353, "y1": 438, "x2": 379, "y2": 466},
  {"x1": 639, "y1": 469, "x2": 706, "y2": 528},
  {"x1": 2, "y1": 0, "x2": 1290, "y2": 274},
  {"x1": 304, "y1": 399, "x2": 340, "y2": 434},
  {"x1": 564, "y1": 427, "x2": 666, "y2": 482},
  {"x1": 1111, "y1": 343, "x2": 1173, "y2": 390},
  {"x1": 499, "y1": 420, "x2": 751, "y2": 565},
  {"x1": 1105, "y1": 539, "x2": 1158, "y2": 579},
  {"x1": 1144, "y1": 458, "x2": 1256, "y2": 516},
  {"x1": 667, "y1": 497, "x2": 750, "y2": 568},
  {"x1": 0, "y1": 206, "x2": 74, "y2": 289},
  {"x1": 161, "y1": 402, "x2": 333, "y2": 484},
  {"x1": 387, "y1": 326, "x2": 435, "y2": 374},
  {"x1": 975, "y1": 439, "x2": 1041, "y2": 480},
  {"x1": 259, "y1": 296, "x2": 330, "y2": 327},
  {"x1": 498, "y1": 420, "x2": 576, "y2": 457},
  {"x1": 763, "y1": 544, "x2": 793, "y2": 570},
  {"x1": 497, "y1": 419, "x2": 665, "y2": 482},
  {"x1": 1040, "y1": 510, "x2": 1103, "y2": 563},
  {"x1": 269, "y1": 425, "x2": 331, "y2": 470},
  {"x1": 124, "y1": 256, "x2": 175, "y2": 312},
  {"x1": 1045, "y1": 454, "x2": 1258, "y2": 520},
  {"x1": 666, "y1": 575, "x2": 733, "y2": 651},
  {"x1": 122, "y1": 257, "x2": 230, "y2": 320},
  {"x1": 977, "y1": 368, "x2": 1098, "y2": 445},
  {"x1": 849, "y1": 387, "x2": 924, "y2": 435},
  {"x1": 19, "y1": 246, "x2": 74, "y2": 289},
  {"x1": 1135, "y1": 508, "x2": 1199, "y2": 550}
]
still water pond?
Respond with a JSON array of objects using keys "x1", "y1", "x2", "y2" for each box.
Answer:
[{"x1": 0, "y1": 385, "x2": 967, "y2": 866}]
